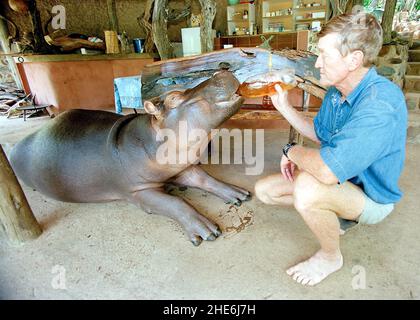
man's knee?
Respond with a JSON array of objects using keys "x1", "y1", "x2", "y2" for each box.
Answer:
[
  {"x1": 254, "y1": 178, "x2": 272, "y2": 204},
  {"x1": 293, "y1": 171, "x2": 325, "y2": 213}
]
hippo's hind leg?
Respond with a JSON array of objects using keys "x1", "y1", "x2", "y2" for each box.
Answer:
[
  {"x1": 128, "y1": 188, "x2": 221, "y2": 246},
  {"x1": 171, "y1": 166, "x2": 251, "y2": 206}
]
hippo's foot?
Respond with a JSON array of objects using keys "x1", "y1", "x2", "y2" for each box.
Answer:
[
  {"x1": 181, "y1": 211, "x2": 222, "y2": 246},
  {"x1": 129, "y1": 188, "x2": 221, "y2": 246},
  {"x1": 172, "y1": 165, "x2": 251, "y2": 206}
]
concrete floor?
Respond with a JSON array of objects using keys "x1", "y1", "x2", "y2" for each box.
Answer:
[{"x1": 0, "y1": 112, "x2": 419, "y2": 300}]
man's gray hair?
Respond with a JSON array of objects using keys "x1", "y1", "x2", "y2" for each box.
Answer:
[{"x1": 318, "y1": 13, "x2": 383, "y2": 66}]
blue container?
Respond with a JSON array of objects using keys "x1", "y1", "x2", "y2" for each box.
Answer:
[{"x1": 133, "y1": 38, "x2": 145, "y2": 53}]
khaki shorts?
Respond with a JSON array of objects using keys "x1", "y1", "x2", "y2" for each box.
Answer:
[
  {"x1": 339, "y1": 194, "x2": 394, "y2": 233},
  {"x1": 357, "y1": 193, "x2": 394, "y2": 225}
]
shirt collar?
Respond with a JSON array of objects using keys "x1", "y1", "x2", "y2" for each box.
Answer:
[{"x1": 336, "y1": 67, "x2": 377, "y2": 107}]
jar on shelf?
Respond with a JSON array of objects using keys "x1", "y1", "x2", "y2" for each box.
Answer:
[{"x1": 243, "y1": 10, "x2": 248, "y2": 20}]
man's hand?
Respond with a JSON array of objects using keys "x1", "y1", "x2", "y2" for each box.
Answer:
[
  {"x1": 281, "y1": 154, "x2": 297, "y2": 182},
  {"x1": 270, "y1": 84, "x2": 290, "y2": 112}
]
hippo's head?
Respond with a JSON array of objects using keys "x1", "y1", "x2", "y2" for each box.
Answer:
[{"x1": 143, "y1": 70, "x2": 244, "y2": 131}]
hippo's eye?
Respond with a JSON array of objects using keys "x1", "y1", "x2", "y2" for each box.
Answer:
[{"x1": 218, "y1": 62, "x2": 231, "y2": 70}]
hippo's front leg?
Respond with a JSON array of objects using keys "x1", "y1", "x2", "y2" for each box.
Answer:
[
  {"x1": 171, "y1": 166, "x2": 252, "y2": 206},
  {"x1": 128, "y1": 188, "x2": 221, "y2": 246}
]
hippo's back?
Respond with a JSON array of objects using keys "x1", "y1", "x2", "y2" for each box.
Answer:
[{"x1": 10, "y1": 109, "x2": 124, "y2": 202}]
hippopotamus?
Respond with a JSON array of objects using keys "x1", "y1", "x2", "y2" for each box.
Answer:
[{"x1": 10, "y1": 70, "x2": 251, "y2": 246}]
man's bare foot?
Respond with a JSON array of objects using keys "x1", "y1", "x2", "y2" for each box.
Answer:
[{"x1": 286, "y1": 250, "x2": 343, "y2": 286}]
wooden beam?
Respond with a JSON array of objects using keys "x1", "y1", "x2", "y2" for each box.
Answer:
[
  {"x1": 0, "y1": 145, "x2": 42, "y2": 244},
  {"x1": 141, "y1": 47, "x2": 323, "y2": 101},
  {"x1": 231, "y1": 109, "x2": 317, "y2": 120}
]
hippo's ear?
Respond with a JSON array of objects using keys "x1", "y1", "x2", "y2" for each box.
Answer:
[{"x1": 144, "y1": 100, "x2": 163, "y2": 120}]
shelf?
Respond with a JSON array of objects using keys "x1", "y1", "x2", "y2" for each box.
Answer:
[
  {"x1": 227, "y1": 2, "x2": 256, "y2": 36},
  {"x1": 263, "y1": 15, "x2": 293, "y2": 19},
  {"x1": 232, "y1": 0, "x2": 329, "y2": 34},
  {"x1": 262, "y1": 30, "x2": 294, "y2": 33},
  {"x1": 13, "y1": 53, "x2": 155, "y2": 63},
  {"x1": 294, "y1": 6, "x2": 326, "y2": 11},
  {"x1": 295, "y1": 18, "x2": 325, "y2": 22},
  {"x1": 227, "y1": 3, "x2": 252, "y2": 7}
]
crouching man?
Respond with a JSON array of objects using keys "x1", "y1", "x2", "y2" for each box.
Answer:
[{"x1": 255, "y1": 13, "x2": 407, "y2": 286}]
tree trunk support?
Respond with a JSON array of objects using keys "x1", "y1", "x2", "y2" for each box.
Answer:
[{"x1": 0, "y1": 145, "x2": 42, "y2": 245}]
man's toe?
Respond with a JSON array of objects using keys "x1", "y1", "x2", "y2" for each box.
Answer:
[
  {"x1": 307, "y1": 279, "x2": 316, "y2": 286},
  {"x1": 296, "y1": 274, "x2": 307, "y2": 284},
  {"x1": 292, "y1": 271, "x2": 303, "y2": 281},
  {"x1": 287, "y1": 266, "x2": 298, "y2": 276}
]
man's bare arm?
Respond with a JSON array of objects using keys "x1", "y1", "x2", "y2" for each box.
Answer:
[
  {"x1": 271, "y1": 84, "x2": 320, "y2": 144},
  {"x1": 287, "y1": 145, "x2": 338, "y2": 185}
]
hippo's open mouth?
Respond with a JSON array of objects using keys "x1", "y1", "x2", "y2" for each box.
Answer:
[
  {"x1": 230, "y1": 93, "x2": 242, "y2": 101},
  {"x1": 215, "y1": 92, "x2": 243, "y2": 109}
]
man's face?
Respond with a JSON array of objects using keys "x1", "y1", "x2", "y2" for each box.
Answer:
[{"x1": 315, "y1": 33, "x2": 351, "y2": 87}]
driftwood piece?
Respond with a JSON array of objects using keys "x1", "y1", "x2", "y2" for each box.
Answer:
[
  {"x1": 296, "y1": 81, "x2": 326, "y2": 100},
  {"x1": 44, "y1": 34, "x2": 105, "y2": 52},
  {"x1": 152, "y1": 0, "x2": 174, "y2": 60},
  {"x1": 137, "y1": 0, "x2": 155, "y2": 54},
  {"x1": 5, "y1": 96, "x2": 31, "y2": 118},
  {"x1": 0, "y1": 14, "x2": 18, "y2": 43},
  {"x1": 167, "y1": 5, "x2": 191, "y2": 22},
  {"x1": 0, "y1": 145, "x2": 42, "y2": 244},
  {"x1": 141, "y1": 47, "x2": 324, "y2": 101}
]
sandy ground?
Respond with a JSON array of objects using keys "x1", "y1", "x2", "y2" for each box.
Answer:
[{"x1": 0, "y1": 112, "x2": 419, "y2": 300}]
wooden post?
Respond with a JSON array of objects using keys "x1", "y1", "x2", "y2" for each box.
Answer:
[
  {"x1": 0, "y1": 17, "x2": 23, "y2": 89},
  {"x1": 106, "y1": 0, "x2": 119, "y2": 33},
  {"x1": 27, "y1": 0, "x2": 50, "y2": 53},
  {"x1": 382, "y1": 0, "x2": 397, "y2": 44},
  {"x1": 0, "y1": 145, "x2": 42, "y2": 244},
  {"x1": 255, "y1": 0, "x2": 263, "y2": 35}
]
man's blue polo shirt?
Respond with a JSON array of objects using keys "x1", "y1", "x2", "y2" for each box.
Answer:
[{"x1": 314, "y1": 67, "x2": 407, "y2": 204}]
